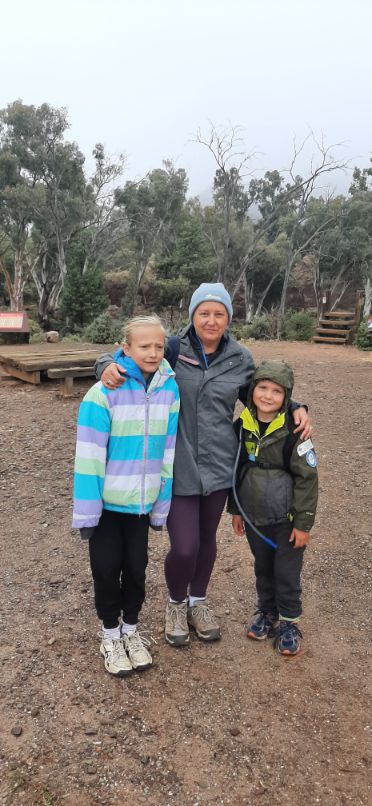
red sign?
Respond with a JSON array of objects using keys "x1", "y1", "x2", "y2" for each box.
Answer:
[{"x1": 0, "y1": 312, "x2": 29, "y2": 333}]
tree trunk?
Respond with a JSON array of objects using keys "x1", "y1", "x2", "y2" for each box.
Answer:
[
  {"x1": 221, "y1": 196, "x2": 230, "y2": 285},
  {"x1": 10, "y1": 249, "x2": 25, "y2": 311},
  {"x1": 243, "y1": 273, "x2": 254, "y2": 323},
  {"x1": 254, "y1": 272, "x2": 280, "y2": 318},
  {"x1": 363, "y1": 278, "x2": 372, "y2": 318},
  {"x1": 330, "y1": 281, "x2": 351, "y2": 311},
  {"x1": 276, "y1": 255, "x2": 293, "y2": 338},
  {"x1": 312, "y1": 258, "x2": 321, "y2": 316}
]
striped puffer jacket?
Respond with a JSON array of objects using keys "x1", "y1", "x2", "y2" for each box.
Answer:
[{"x1": 72, "y1": 356, "x2": 180, "y2": 529}]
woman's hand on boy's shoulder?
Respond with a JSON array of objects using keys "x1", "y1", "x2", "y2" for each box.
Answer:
[
  {"x1": 292, "y1": 407, "x2": 312, "y2": 440},
  {"x1": 101, "y1": 363, "x2": 126, "y2": 389},
  {"x1": 289, "y1": 528, "x2": 310, "y2": 548}
]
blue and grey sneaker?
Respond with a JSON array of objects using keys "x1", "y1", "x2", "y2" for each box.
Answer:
[
  {"x1": 246, "y1": 610, "x2": 278, "y2": 640},
  {"x1": 274, "y1": 620, "x2": 302, "y2": 655}
]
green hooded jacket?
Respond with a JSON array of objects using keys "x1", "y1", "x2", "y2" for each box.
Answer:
[{"x1": 228, "y1": 360, "x2": 318, "y2": 531}]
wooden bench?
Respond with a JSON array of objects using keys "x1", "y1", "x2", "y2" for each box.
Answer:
[{"x1": 47, "y1": 366, "x2": 95, "y2": 397}]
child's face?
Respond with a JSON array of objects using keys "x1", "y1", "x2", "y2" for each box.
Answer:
[
  {"x1": 252, "y1": 379, "x2": 285, "y2": 420},
  {"x1": 123, "y1": 325, "x2": 165, "y2": 377}
]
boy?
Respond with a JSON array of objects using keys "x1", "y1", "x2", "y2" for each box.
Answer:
[
  {"x1": 72, "y1": 316, "x2": 180, "y2": 676},
  {"x1": 229, "y1": 360, "x2": 318, "y2": 656}
]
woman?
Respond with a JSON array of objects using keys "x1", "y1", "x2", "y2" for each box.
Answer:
[{"x1": 95, "y1": 283, "x2": 310, "y2": 647}]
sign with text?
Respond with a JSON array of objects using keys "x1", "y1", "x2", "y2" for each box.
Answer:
[{"x1": 0, "y1": 312, "x2": 29, "y2": 333}]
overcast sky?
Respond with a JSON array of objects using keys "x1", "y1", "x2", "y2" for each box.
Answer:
[{"x1": 1, "y1": 0, "x2": 371, "y2": 196}]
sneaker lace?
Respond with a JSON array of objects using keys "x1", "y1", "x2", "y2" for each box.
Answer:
[
  {"x1": 168, "y1": 604, "x2": 188, "y2": 630},
  {"x1": 125, "y1": 631, "x2": 153, "y2": 652},
  {"x1": 279, "y1": 621, "x2": 303, "y2": 639},
  {"x1": 253, "y1": 610, "x2": 275, "y2": 627},
  {"x1": 192, "y1": 602, "x2": 216, "y2": 625},
  {"x1": 112, "y1": 637, "x2": 127, "y2": 659}
]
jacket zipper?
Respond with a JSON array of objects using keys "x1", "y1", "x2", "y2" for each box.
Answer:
[{"x1": 141, "y1": 391, "x2": 150, "y2": 514}]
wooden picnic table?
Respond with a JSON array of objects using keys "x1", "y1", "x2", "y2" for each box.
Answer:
[{"x1": 0, "y1": 342, "x2": 112, "y2": 391}]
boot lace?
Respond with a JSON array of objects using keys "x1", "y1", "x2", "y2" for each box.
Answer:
[
  {"x1": 191, "y1": 601, "x2": 216, "y2": 625},
  {"x1": 168, "y1": 603, "x2": 188, "y2": 630}
]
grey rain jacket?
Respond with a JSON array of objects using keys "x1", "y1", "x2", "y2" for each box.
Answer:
[{"x1": 95, "y1": 325, "x2": 255, "y2": 496}]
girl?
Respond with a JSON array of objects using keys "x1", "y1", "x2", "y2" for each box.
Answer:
[{"x1": 72, "y1": 316, "x2": 180, "y2": 676}]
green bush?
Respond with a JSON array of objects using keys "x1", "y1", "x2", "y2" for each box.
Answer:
[
  {"x1": 283, "y1": 310, "x2": 316, "y2": 342},
  {"x1": 84, "y1": 311, "x2": 122, "y2": 344},
  {"x1": 61, "y1": 333, "x2": 83, "y2": 343},
  {"x1": 28, "y1": 318, "x2": 43, "y2": 344},
  {"x1": 153, "y1": 278, "x2": 189, "y2": 308},
  {"x1": 355, "y1": 320, "x2": 372, "y2": 350},
  {"x1": 231, "y1": 314, "x2": 276, "y2": 341}
]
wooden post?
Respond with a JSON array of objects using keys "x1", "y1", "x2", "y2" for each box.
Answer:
[
  {"x1": 320, "y1": 289, "x2": 331, "y2": 317},
  {"x1": 354, "y1": 290, "x2": 365, "y2": 328},
  {"x1": 60, "y1": 376, "x2": 74, "y2": 397}
]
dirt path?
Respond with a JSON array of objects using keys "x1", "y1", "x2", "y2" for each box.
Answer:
[{"x1": 0, "y1": 341, "x2": 371, "y2": 806}]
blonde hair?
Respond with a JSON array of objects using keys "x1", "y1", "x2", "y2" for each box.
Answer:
[{"x1": 122, "y1": 315, "x2": 167, "y2": 345}]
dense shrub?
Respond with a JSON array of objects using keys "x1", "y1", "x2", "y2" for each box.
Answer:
[
  {"x1": 153, "y1": 278, "x2": 189, "y2": 308},
  {"x1": 231, "y1": 314, "x2": 277, "y2": 341},
  {"x1": 61, "y1": 333, "x2": 83, "y2": 343},
  {"x1": 60, "y1": 262, "x2": 108, "y2": 332},
  {"x1": 28, "y1": 318, "x2": 43, "y2": 344},
  {"x1": 355, "y1": 320, "x2": 372, "y2": 350},
  {"x1": 283, "y1": 310, "x2": 316, "y2": 341},
  {"x1": 84, "y1": 311, "x2": 122, "y2": 344}
]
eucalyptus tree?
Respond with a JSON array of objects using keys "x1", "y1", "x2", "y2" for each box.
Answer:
[{"x1": 114, "y1": 161, "x2": 188, "y2": 311}]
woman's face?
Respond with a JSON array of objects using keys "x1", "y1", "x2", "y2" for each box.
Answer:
[{"x1": 193, "y1": 302, "x2": 229, "y2": 349}]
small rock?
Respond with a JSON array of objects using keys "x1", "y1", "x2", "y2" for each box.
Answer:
[
  {"x1": 44, "y1": 330, "x2": 60, "y2": 343},
  {"x1": 229, "y1": 726, "x2": 240, "y2": 737},
  {"x1": 47, "y1": 638, "x2": 56, "y2": 646},
  {"x1": 85, "y1": 727, "x2": 98, "y2": 736},
  {"x1": 109, "y1": 731, "x2": 118, "y2": 739},
  {"x1": 11, "y1": 725, "x2": 23, "y2": 737},
  {"x1": 30, "y1": 707, "x2": 40, "y2": 717},
  {"x1": 9, "y1": 760, "x2": 18, "y2": 770},
  {"x1": 85, "y1": 763, "x2": 97, "y2": 775}
]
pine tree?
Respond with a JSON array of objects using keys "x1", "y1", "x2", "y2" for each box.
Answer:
[{"x1": 60, "y1": 260, "x2": 108, "y2": 332}]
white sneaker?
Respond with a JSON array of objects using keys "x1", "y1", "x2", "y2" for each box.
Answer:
[
  {"x1": 122, "y1": 631, "x2": 153, "y2": 670},
  {"x1": 100, "y1": 637, "x2": 133, "y2": 677}
]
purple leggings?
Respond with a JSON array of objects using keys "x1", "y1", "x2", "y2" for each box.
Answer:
[{"x1": 164, "y1": 489, "x2": 229, "y2": 602}]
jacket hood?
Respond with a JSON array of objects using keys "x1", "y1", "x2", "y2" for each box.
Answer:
[
  {"x1": 112, "y1": 350, "x2": 174, "y2": 386},
  {"x1": 247, "y1": 360, "x2": 294, "y2": 412}
]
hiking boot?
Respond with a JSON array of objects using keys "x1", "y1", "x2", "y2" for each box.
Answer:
[
  {"x1": 100, "y1": 637, "x2": 133, "y2": 677},
  {"x1": 165, "y1": 601, "x2": 189, "y2": 646},
  {"x1": 274, "y1": 620, "x2": 302, "y2": 656},
  {"x1": 246, "y1": 610, "x2": 278, "y2": 641},
  {"x1": 122, "y1": 631, "x2": 153, "y2": 670},
  {"x1": 187, "y1": 600, "x2": 221, "y2": 642}
]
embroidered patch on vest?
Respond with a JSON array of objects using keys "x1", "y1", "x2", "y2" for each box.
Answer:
[{"x1": 305, "y1": 449, "x2": 317, "y2": 467}]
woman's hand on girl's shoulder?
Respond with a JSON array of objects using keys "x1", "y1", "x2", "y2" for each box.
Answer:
[{"x1": 101, "y1": 363, "x2": 126, "y2": 389}]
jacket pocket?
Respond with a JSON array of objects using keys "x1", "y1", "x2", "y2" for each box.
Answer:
[{"x1": 263, "y1": 470, "x2": 293, "y2": 523}]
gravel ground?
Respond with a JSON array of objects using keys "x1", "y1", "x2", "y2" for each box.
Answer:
[{"x1": 0, "y1": 340, "x2": 371, "y2": 806}]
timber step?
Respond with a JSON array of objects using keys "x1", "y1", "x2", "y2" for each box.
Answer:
[
  {"x1": 316, "y1": 328, "x2": 352, "y2": 336},
  {"x1": 318, "y1": 318, "x2": 355, "y2": 327},
  {"x1": 314, "y1": 308, "x2": 356, "y2": 345},
  {"x1": 47, "y1": 366, "x2": 95, "y2": 397},
  {"x1": 47, "y1": 367, "x2": 95, "y2": 379},
  {"x1": 313, "y1": 336, "x2": 348, "y2": 344},
  {"x1": 322, "y1": 310, "x2": 355, "y2": 318}
]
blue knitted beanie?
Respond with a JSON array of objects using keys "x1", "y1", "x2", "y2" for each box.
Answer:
[{"x1": 188, "y1": 283, "x2": 233, "y2": 323}]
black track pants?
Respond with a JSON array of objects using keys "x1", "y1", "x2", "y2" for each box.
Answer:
[
  {"x1": 88, "y1": 509, "x2": 149, "y2": 628},
  {"x1": 245, "y1": 521, "x2": 305, "y2": 619}
]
